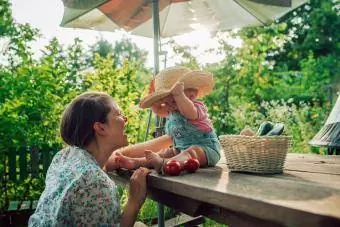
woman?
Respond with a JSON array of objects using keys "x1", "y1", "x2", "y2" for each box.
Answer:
[{"x1": 29, "y1": 92, "x2": 150, "y2": 226}]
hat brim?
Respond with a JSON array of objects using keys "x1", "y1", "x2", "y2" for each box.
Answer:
[
  {"x1": 179, "y1": 71, "x2": 214, "y2": 98},
  {"x1": 139, "y1": 90, "x2": 171, "y2": 108},
  {"x1": 140, "y1": 71, "x2": 214, "y2": 109}
]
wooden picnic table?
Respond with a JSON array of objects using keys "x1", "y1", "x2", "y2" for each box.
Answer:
[{"x1": 109, "y1": 153, "x2": 340, "y2": 227}]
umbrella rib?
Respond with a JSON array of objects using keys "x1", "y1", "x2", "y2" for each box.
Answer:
[
  {"x1": 159, "y1": 1, "x2": 172, "y2": 37},
  {"x1": 62, "y1": 0, "x2": 110, "y2": 26},
  {"x1": 233, "y1": 0, "x2": 266, "y2": 25}
]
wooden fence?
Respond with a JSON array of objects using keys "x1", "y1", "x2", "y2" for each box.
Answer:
[
  {"x1": 2, "y1": 147, "x2": 56, "y2": 183},
  {"x1": 0, "y1": 146, "x2": 57, "y2": 226}
]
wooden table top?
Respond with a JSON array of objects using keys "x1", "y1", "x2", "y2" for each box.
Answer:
[{"x1": 109, "y1": 153, "x2": 340, "y2": 226}]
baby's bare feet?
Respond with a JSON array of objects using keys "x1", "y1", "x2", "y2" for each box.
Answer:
[
  {"x1": 105, "y1": 153, "x2": 121, "y2": 171},
  {"x1": 145, "y1": 150, "x2": 164, "y2": 172},
  {"x1": 117, "y1": 154, "x2": 140, "y2": 169},
  {"x1": 106, "y1": 153, "x2": 139, "y2": 170}
]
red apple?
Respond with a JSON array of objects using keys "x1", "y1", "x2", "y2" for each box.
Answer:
[
  {"x1": 164, "y1": 160, "x2": 182, "y2": 176},
  {"x1": 183, "y1": 158, "x2": 200, "y2": 173}
]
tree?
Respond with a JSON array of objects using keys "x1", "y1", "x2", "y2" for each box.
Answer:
[
  {"x1": 88, "y1": 37, "x2": 149, "y2": 70},
  {"x1": 204, "y1": 40, "x2": 239, "y2": 134},
  {"x1": 272, "y1": 0, "x2": 340, "y2": 103},
  {"x1": 89, "y1": 38, "x2": 114, "y2": 59}
]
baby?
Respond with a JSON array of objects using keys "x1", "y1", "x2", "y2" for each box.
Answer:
[{"x1": 105, "y1": 66, "x2": 221, "y2": 174}]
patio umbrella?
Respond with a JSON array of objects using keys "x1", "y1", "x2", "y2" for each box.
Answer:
[
  {"x1": 61, "y1": 0, "x2": 306, "y2": 38},
  {"x1": 60, "y1": 0, "x2": 307, "y2": 73}
]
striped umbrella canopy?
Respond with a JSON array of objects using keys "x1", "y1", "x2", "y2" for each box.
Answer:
[
  {"x1": 60, "y1": 0, "x2": 307, "y2": 76},
  {"x1": 310, "y1": 94, "x2": 340, "y2": 149},
  {"x1": 60, "y1": 0, "x2": 307, "y2": 38}
]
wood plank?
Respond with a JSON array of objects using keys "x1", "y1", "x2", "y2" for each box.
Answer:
[
  {"x1": 281, "y1": 170, "x2": 340, "y2": 190},
  {"x1": 111, "y1": 168, "x2": 340, "y2": 226},
  {"x1": 285, "y1": 163, "x2": 340, "y2": 175},
  {"x1": 31, "y1": 200, "x2": 38, "y2": 210},
  {"x1": 7, "y1": 201, "x2": 19, "y2": 211},
  {"x1": 157, "y1": 167, "x2": 340, "y2": 221},
  {"x1": 30, "y1": 147, "x2": 39, "y2": 177},
  {"x1": 109, "y1": 154, "x2": 340, "y2": 226},
  {"x1": 285, "y1": 153, "x2": 340, "y2": 175},
  {"x1": 20, "y1": 201, "x2": 31, "y2": 210},
  {"x1": 42, "y1": 150, "x2": 50, "y2": 174},
  {"x1": 150, "y1": 214, "x2": 204, "y2": 227},
  {"x1": 19, "y1": 148, "x2": 28, "y2": 181},
  {"x1": 8, "y1": 150, "x2": 16, "y2": 181},
  {"x1": 286, "y1": 153, "x2": 340, "y2": 164}
]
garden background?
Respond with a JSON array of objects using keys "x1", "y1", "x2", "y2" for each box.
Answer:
[{"x1": 1, "y1": 0, "x2": 339, "y2": 225}]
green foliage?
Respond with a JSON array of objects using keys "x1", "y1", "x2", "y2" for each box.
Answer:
[
  {"x1": 204, "y1": 42, "x2": 239, "y2": 134},
  {"x1": 82, "y1": 54, "x2": 148, "y2": 144},
  {"x1": 112, "y1": 38, "x2": 149, "y2": 70},
  {"x1": 88, "y1": 37, "x2": 149, "y2": 71},
  {"x1": 203, "y1": 0, "x2": 339, "y2": 156},
  {"x1": 165, "y1": 39, "x2": 200, "y2": 69},
  {"x1": 0, "y1": 0, "x2": 150, "y2": 211},
  {"x1": 117, "y1": 185, "x2": 176, "y2": 225},
  {"x1": 0, "y1": 0, "x2": 13, "y2": 36},
  {"x1": 1, "y1": 176, "x2": 45, "y2": 209},
  {"x1": 89, "y1": 38, "x2": 114, "y2": 59},
  {"x1": 203, "y1": 218, "x2": 227, "y2": 227},
  {"x1": 277, "y1": 1, "x2": 339, "y2": 68},
  {"x1": 260, "y1": 100, "x2": 328, "y2": 153}
]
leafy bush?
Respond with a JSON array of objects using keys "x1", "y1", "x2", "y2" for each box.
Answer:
[{"x1": 261, "y1": 100, "x2": 329, "y2": 153}]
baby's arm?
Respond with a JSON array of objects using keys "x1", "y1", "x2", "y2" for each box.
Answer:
[{"x1": 171, "y1": 82, "x2": 198, "y2": 120}]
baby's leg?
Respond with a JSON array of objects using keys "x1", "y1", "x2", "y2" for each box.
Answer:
[
  {"x1": 145, "y1": 148, "x2": 184, "y2": 172},
  {"x1": 145, "y1": 146, "x2": 205, "y2": 173},
  {"x1": 145, "y1": 150, "x2": 165, "y2": 172},
  {"x1": 183, "y1": 145, "x2": 208, "y2": 167},
  {"x1": 105, "y1": 153, "x2": 149, "y2": 171},
  {"x1": 156, "y1": 147, "x2": 179, "y2": 158},
  {"x1": 144, "y1": 148, "x2": 179, "y2": 172}
]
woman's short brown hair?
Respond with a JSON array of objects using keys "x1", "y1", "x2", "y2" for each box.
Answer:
[{"x1": 60, "y1": 92, "x2": 112, "y2": 148}]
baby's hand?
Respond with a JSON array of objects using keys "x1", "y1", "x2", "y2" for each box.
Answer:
[
  {"x1": 170, "y1": 82, "x2": 184, "y2": 97},
  {"x1": 151, "y1": 100, "x2": 169, "y2": 117}
]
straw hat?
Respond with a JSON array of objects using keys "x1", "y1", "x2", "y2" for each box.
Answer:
[{"x1": 139, "y1": 66, "x2": 214, "y2": 108}]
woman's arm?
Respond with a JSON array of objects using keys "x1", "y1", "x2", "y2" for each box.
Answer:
[
  {"x1": 120, "y1": 167, "x2": 150, "y2": 227},
  {"x1": 119, "y1": 134, "x2": 173, "y2": 158},
  {"x1": 120, "y1": 202, "x2": 139, "y2": 227}
]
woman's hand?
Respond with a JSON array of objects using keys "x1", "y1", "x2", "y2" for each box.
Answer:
[{"x1": 128, "y1": 167, "x2": 151, "y2": 209}]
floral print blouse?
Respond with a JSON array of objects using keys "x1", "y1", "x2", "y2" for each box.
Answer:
[{"x1": 29, "y1": 146, "x2": 120, "y2": 226}]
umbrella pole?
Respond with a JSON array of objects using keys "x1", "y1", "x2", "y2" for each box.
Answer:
[
  {"x1": 153, "y1": 0, "x2": 160, "y2": 75},
  {"x1": 152, "y1": 0, "x2": 165, "y2": 227}
]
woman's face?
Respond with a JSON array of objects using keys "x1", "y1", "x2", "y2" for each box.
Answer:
[{"x1": 105, "y1": 100, "x2": 128, "y2": 150}]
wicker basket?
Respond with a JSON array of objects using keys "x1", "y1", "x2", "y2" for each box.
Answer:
[{"x1": 219, "y1": 135, "x2": 291, "y2": 174}]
